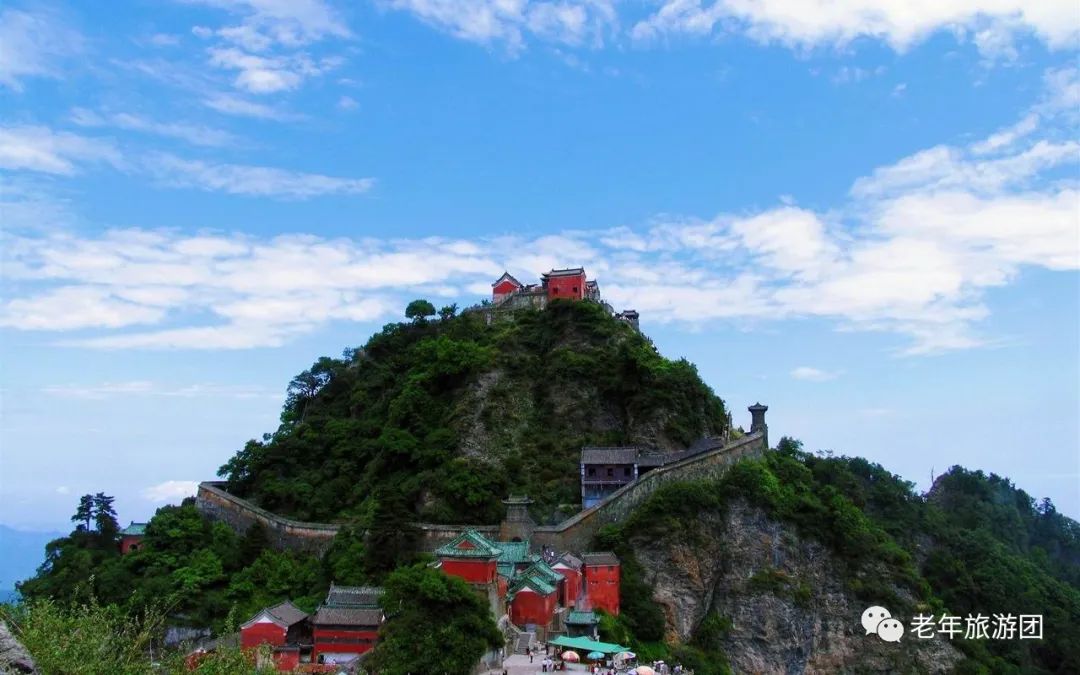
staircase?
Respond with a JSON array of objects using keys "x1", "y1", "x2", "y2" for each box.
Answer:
[{"x1": 514, "y1": 630, "x2": 535, "y2": 654}]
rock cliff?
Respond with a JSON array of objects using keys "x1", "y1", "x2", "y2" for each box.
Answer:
[
  {"x1": 0, "y1": 621, "x2": 37, "y2": 675},
  {"x1": 631, "y1": 500, "x2": 963, "y2": 673}
]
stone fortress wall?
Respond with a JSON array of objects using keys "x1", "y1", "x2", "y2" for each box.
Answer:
[{"x1": 196, "y1": 407, "x2": 769, "y2": 556}]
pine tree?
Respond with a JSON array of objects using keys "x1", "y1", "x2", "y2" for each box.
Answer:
[
  {"x1": 71, "y1": 494, "x2": 94, "y2": 531},
  {"x1": 92, "y1": 493, "x2": 119, "y2": 539}
]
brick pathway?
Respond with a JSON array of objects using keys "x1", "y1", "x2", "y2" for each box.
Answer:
[{"x1": 481, "y1": 653, "x2": 594, "y2": 675}]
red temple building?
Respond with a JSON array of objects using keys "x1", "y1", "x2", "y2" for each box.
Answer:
[
  {"x1": 481, "y1": 268, "x2": 638, "y2": 331},
  {"x1": 582, "y1": 552, "x2": 620, "y2": 615},
  {"x1": 239, "y1": 601, "x2": 310, "y2": 671},
  {"x1": 492, "y1": 272, "x2": 523, "y2": 302},
  {"x1": 435, "y1": 527, "x2": 618, "y2": 640},
  {"x1": 118, "y1": 521, "x2": 147, "y2": 554},
  {"x1": 541, "y1": 267, "x2": 588, "y2": 301},
  {"x1": 311, "y1": 585, "x2": 384, "y2": 665},
  {"x1": 508, "y1": 575, "x2": 558, "y2": 628},
  {"x1": 552, "y1": 553, "x2": 583, "y2": 607},
  {"x1": 434, "y1": 530, "x2": 502, "y2": 584}
]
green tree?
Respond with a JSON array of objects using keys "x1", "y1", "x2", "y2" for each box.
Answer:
[
  {"x1": 366, "y1": 565, "x2": 503, "y2": 675},
  {"x1": 2, "y1": 598, "x2": 276, "y2": 675},
  {"x1": 71, "y1": 495, "x2": 94, "y2": 532},
  {"x1": 438, "y1": 303, "x2": 458, "y2": 321},
  {"x1": 404, "y1": 298, "x2": 436, "y2": 322},
  {"x1": 93, "y1": 493, "x2": 119, "y2": 539},
  {"x1": 363, "y1": 489, "x2": 420, "y2": 579}
]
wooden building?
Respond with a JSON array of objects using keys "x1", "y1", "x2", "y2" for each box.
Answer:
[{"x1": 580, "y1": 447, "x2": 639, "y2": 508}]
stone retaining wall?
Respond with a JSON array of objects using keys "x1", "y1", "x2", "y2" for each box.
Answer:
[
  {"x1": 533, "y1": 431, "x2": 766, "y2": 552},
  {"x1": 196, "y1": 431, "x2": 767, "y2": 556}
]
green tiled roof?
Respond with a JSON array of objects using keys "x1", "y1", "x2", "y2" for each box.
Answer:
[
  {"x1": 566, "y1": 610, "x2": 599, "y2": 626},
  {"x1": 434, "y1": 529, "x2": 502, "y2": 558},
  {"x1": 497, "y1": 562, "x2": 515, "y2": 579},
  {"x1": 509, "y1": 575, "x2": 556, "y2": 596},
  {"x1": 119, "y1": 522, "x2": 147, "y2": 536},
  {"x1": 496, "y1": 540, "x2": 530, "y2": 565},
  {"x1": 522, "y1": 559, "x2": 562, "y2": 585}
]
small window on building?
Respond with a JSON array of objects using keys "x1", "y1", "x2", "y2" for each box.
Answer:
[
  {"x1": 573, "y1": 286, "x2": 578, "y2": 293},
  {"x1": 607, "y1": 468, "x2": 614, "y2": 477},
  {"x1": 624, "y1": 467, "x2": 631, "y2": 476},
  {"x1": 588, "y1": 467, "x2": 595, "y2": 476}
]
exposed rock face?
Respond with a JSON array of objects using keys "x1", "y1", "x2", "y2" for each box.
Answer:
[
  {"x1": 632, "y1": 501, "x2": 963, "y2": 674},
  {"x1": 0, "y1": 621, "x2": 37, "y2": 674}
]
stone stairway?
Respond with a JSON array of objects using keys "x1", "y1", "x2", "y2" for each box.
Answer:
[{"x1": 514, "y1": 630, "x2": 534, "y2": 654}]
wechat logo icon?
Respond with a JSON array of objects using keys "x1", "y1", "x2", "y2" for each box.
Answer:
[{"x1": 862, "y1": 606, "x2": 905, "y2": 642}]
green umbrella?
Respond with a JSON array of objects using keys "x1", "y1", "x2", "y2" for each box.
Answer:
[{"x1": 587, "y1": 651, "x2": 605, "y2": 660}]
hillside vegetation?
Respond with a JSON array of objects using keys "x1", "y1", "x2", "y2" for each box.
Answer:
[
  {"x1": 595, "y1": 439, "x2": 1080, "y2": 674},
  {"x1": 219, "y1": 300, "x2": 728, "y2": 524}
]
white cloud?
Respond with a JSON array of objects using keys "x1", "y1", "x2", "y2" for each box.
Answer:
[
  {"x1": 0, "y1": 287, "x2": 166, "y2": 330},
  {"x1": 631, "y1": 1, "x2": 1080, "y2": 57},
  {"x1": 0, "y1": 123, "x2": 369, "y2": 199},
  {"x1": 147, "y1": 33, "x2": 182, "y2": 47},
  {"x1": 790, "y1": 366, "x2": 839, "y2": 381},
  {"x1": 142, "y1": 480, "x2": 199, "y2": 503},
  {"x1": 0, "y1": 7, "x2": 82, "y2": 91},
  {"x1": 70, "y1": 108, "x2": 236, "y2": 147},
  {"x1": 337, "y1": 95, "x2": 358, "y2": 110},
  {"x1": 143, "y1": 154, "x2": 375, "y2": 198},
  {"x1": 0, "y1": 126, "x2": 121, "y2": 175},
  {"x1": 185, "y1": 0, "x2": 351, "y2": 47},
  {"x1": 203, "y1": 93, "x2": 299, "y2": 120},
  {"x1": 207, "y1": 46, "x2": 339, "y2": 94},
  {"x1": 386, "y1": 0, "x2": 617, "y2": 52},
  {"x1": 43, "y1": 381, "x2": 278, "y2": 399},
  {"x1": 2, "y1": 68, "x2": 1076, "y2": 354}
]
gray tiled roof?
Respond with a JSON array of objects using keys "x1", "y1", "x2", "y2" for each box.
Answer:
[
  {"x1": 581, "y1": 446, "x2": 638, "y2": 465},
  {"x1": 492, "y1": 272, "x2": 522, "y2": 288},
  {"x1": 313, "y1": 606, "x2": 384, "y2": 627},
  {"x1": 267, "y1": 601, "x2": 308, "y2": 627},
  {"x1": 582, "y1": 552, "x2": 619, "y2": 566},
  {"x1": 557, "y1": 553, "x2": 583, "y2": 570},
  {"x1": 542, "y1": 267, "x2": 585, "y2": 278},
  {"x1": 326, "y1": 584, "x2": 382, "y2": 608}
]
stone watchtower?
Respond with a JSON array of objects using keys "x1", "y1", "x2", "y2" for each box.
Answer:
[
  {"x1": 749, "y1": 402, "x2": 768, "y2": 448},
  {"x1": 500, "y1": 496, "x2": 535, "y2": 543}
]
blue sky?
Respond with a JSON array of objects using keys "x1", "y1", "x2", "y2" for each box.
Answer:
[{"x1": 1, "y1": 1, "x2": 1078, "y2": 533}]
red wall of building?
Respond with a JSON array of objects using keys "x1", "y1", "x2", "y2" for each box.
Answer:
[
  {"x1": 120, "y1": 536, "x2": 143, "y2": 555},
  {"x1": 241, "y1": 622, "x2": 288, "y2": 648},
  {"x1": 440, "y1": 558, "x2": 497, "y2": 584},
  {"x1": 555, "y1": 567, "x2": 581, "y2": 607},
  {"x1": 584, "y1": 564, "x2": 620, "y2": 615},
  {"x1": 312, "y1": 628, "x2": 379, "y2": 658},
  {"x1": 493, "y1": 279, "x2": 519, "y2": 299},
  {"x1": 273, "y1": 649, "x2": 300, "y2": 671},
  {"x1": 545, "y1": 274, "x2": 585, "y2": 301},
  {"x1": 510, "y1": 589, "x2": 557, "y2": 628}
]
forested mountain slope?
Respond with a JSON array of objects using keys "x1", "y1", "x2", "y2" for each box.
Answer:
[{"x1": 218, "y1": 300, "x2": 728, "y2": 525}]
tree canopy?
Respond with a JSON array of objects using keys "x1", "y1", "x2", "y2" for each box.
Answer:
[
  {"x1": 366, "y1": 565, "x2": 503, "y2": 675},
  {"x1": 217, "y1": 300, "x2": 728, "y2": 525}
]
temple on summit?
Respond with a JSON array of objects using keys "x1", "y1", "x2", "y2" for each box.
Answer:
[{"x1": 480, "y1": 267, "x2": 640, "y2": 330}]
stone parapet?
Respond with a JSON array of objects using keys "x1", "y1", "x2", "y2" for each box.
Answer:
[{"x1": 197, "y1": 431, "x2": 768, "y2": 556}]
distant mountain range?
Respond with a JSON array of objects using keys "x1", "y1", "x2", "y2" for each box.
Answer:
[{"x1": 0, "y1": 525, "x2": 62, "y2": 600}]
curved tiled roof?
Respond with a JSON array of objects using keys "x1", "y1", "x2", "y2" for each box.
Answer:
[
  {"x1": 434, "y1": 529, "x2": 502, "y2": 558},
  {"x1": 326, "y1": 584, "x2": 382, "y2": 608}
]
